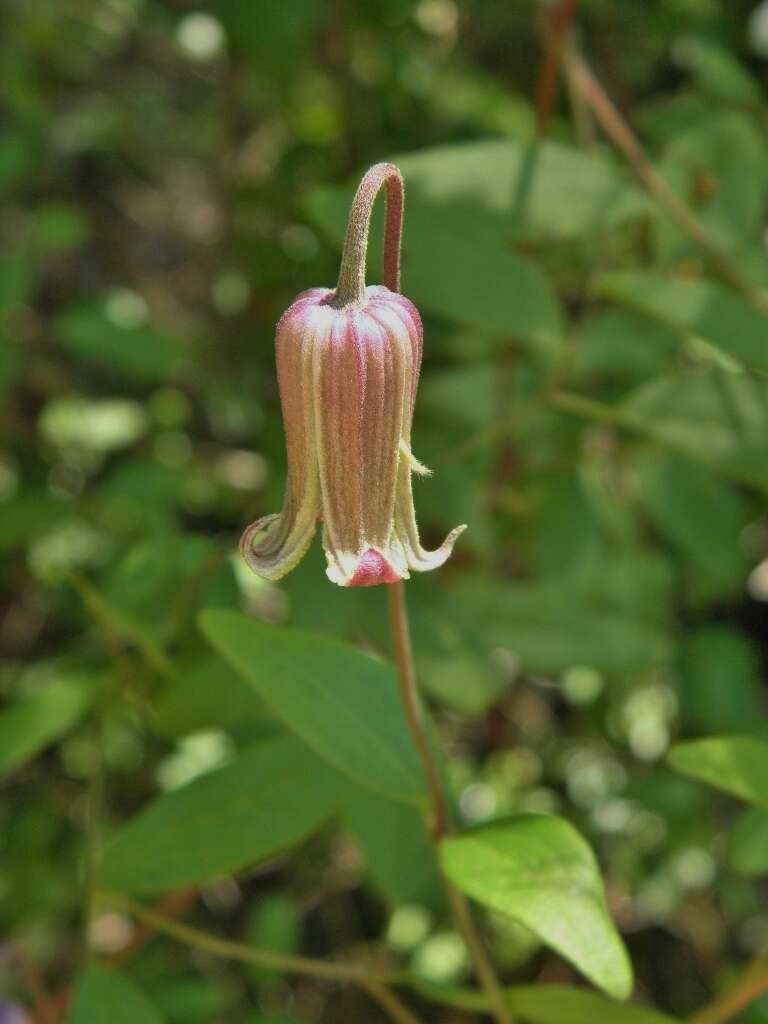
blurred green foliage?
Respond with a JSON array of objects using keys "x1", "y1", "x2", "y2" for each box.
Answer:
[{"x1": 1, "y1": 0, "x2": 768, "y2": 1022}]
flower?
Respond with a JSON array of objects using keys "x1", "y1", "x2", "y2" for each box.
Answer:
[{"x1": 240, "y1": 163, "x2": 465, "y2": 587}]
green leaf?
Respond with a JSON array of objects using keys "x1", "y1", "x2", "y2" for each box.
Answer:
[
  {"x1": 153, "y1": 653, "x2": 270, "y2": 740},
  {"x1": 729, "y1": 808, "x2": 768, "y2": 876},
  {"x1": 597, "y1": 271, "x2": 768, "y2": 374},
  {"x1": 440, "y1": 815, "x2": 633, "y2": 999},
  {"x1": 677, "y1": 628, "x2": 762, "y2": 734},
  {"x1": 621, "y1": 371, "x2": 768, "y2": 489},
  {"x1": 419, "y1": 982, "x2": 679, "y2": 1024},
  {"x1": 54, "y1": 304, "x2": 189, "y2": 381},
  {"x1": 342, "y1": 785, "x2": 441, "y2": 907},
  {"x1": 99, "y1": 736, "x2": 340, "y2": 894},
  {"x1": 0, "y1": 678, "x2": 93, "y2": 776},
  {"x1": 199, "y1": 611, "x2": 424, "y2": 804},
  {"x1": 668, "y1": 737, "x2": 768, "y2": 808},
  {"x1": 635, "y1": 454, "x2": 748, "y2": 600},
  {"x1": 69, "y1": 963, "x2": 164, "y2": 1024},
  {"x1": 393, "y1": 139, "x2": 648, "y2": 242},
  {"x1": 0, "y1": 256, "x2": 34, "y2": 318}
]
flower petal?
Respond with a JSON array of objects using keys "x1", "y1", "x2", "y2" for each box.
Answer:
[{"x1": 239, "y1": 293, "x2": 326, "y2": 580}]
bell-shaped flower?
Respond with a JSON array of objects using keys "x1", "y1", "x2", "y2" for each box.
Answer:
[{"x1": 240, "y1": 163, "x2": 465, "y2": 587}]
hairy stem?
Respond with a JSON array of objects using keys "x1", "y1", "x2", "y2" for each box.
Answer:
[
  {"x1": 334, "y1": 161, "x2": 403, "y2": 304},
  {"x1": 387, "y1": 582, "x2": 514, "y2": 1024},
  {"x1": 562, "y1": 45, "x2": 768, "y2": 313}
]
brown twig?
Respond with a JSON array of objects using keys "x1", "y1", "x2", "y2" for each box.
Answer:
[
  {"x1": 535, "y1": 0, "x2": 580, "y2": 136},
  {"x1": 562, "y1": 45, "x2": 768, "y2": 313},
  {"x1": 109, "y1": 896, "x2": 427, "y2": 1024},
  {"x1": 12, "y1": 947, "x2": 58, "y2": 1024},
  {"x1": 691, "y1": 954, "x2": 768, "y2": 1024}
]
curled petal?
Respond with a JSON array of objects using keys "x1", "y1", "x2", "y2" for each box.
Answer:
[
  {"x1": 393, "y1": 442, "x2": 466, "y2": 573},
  {"x1": 239, "y1": 511, "x2": 316, "y2": 581}
]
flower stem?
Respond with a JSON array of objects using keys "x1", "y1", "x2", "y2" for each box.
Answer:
[
  {"x1": 386, "y1": 581, "x2": 514, "y2": 1024},
  {"x1": 334, "y1": 162, "x2": 403, "y2": 304}
]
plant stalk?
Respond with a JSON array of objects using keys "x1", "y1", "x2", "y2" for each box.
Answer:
[{"x1": 387, "y1": 581, "x2": 514, "y2": 1024}]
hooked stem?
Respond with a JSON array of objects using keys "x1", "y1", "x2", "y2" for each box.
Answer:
[{"x1": 334, "y1": 162, "x2": 404, "y2": 305}]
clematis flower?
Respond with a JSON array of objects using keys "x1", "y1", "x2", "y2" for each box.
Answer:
[{"x1": 240, "y1": 163, "x2": 465, "y2": 587}]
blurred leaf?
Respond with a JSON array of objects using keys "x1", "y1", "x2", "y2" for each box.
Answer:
[
  {"x1": 0, "y1": 135, "x2": 33, "y2": 190},
  {"x1": 153, "y1": 653, "x2": 269, "y2": 740},
  {"x1": 448, "y1": 575, "x2": 670, "y2": 677},
  {"x1": 103, "y1": 533, "x2": 216, "y2": 640},
  {"x1": 39, "y1": 396, "x2": 148, "y2": 452},
  {"x1": 342, "y1": 785, "x2": 441, "y2": 907},
  {"x1": 218, "y1": 0, "x2": 319, "y2": 83},
  {"x1": 0, "y1": 491, "x2": 66, "y2": 551},
  {"x1": 677, "y1": 628, "x2": 762, "y2": 735},
  {"x1": 420, "y1": 982, "x2": 680, "y2": 1023},
  {"x1": 635, "y1": 453, "x2": 747, "y2": 599},
  {"x1": 0, "y1": 677, "x2": 93, "y2": 776},
  {"x1": 54, "y1": 304, "x2": 189, "y2": 381},
  {"x1": 597, "y1": 271, "x2": 768, "y2": 373},
  {"x1": 576, "y1": 309, "x2": 678, "y2": 381},
  {"x1": 394, "y1": 140, "x2": 648, "y2": 242},
  {"x1": 673, "y1": 38, "x2": 760, "y2": 104},
  {"x1": 0, "y1": 256, "x2": 34, "y2": 317},
  {"x1": 32, "y1": 203, "x2": 89, "y2": 251},
  {"x1": 69, "y1": 962, "x2": 164, "y2": 1024},
  {"x1": 243, "y1": 894, "x2": 301, "y2": 982},
  {"x1": 729, "y1": 808, "x2": 768, "y2": 876},
  {"x1": 668, "y1": 737, "x2": 768, "y2": 808},
  {"x1": 440, "y1": 816, "x2": 633, "y2": 999},
  {"x1": 199, "y1": 611, "x2": 424, "y2": 804},
  {"x1": 100, "y1": 736, "x2": 340, "y2": 894},
  {"x1": 621, "y1": 371, "x2": 768, "y2": 489}
]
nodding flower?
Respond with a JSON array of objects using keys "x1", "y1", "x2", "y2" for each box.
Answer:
[{"x1": 240, "y1": 162, "x2": 466, "y2": 587}]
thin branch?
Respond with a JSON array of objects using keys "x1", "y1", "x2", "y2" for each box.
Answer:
[
  {"x1": 12, "y1": 947, "x2": 58, "y2": 1024},
  {"x1": 109, "y1": 895, "x2": 405, "y2": 986},
  {"x1": 362, "y1": 980, "x2": 429, "y2": 1024},
  {"x1": 535, "y1": 0, "x2": 580, "y2": 136},
  {"x1": 563, "y1": 45, "x2": 768, "y2": 314},
  {"x1": 691, "y1": 954, "x2": 768, "y2": 1024}
]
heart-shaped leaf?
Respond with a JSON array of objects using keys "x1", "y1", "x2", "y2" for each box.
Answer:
[{"x1": 440, "y1": 815, "x2": 632, "y2": 999}]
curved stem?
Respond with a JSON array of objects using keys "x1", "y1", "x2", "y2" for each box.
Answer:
[
  {"x1": 691, "y1": 953, "x2": 768, "y2": 1024},
  {"x1": 110, "y1": 895, "x2": 406, "y2": 987},
  {"x1": 334, "y1": 162, "x2": 403, "y2": 304},
  {"x1": 386, "y1": 581, "x2": 514, "y2": 1024}
]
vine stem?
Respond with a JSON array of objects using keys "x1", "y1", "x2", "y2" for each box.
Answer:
[
  {"x1": 387, "y1": 582, "x2": 515, "y2": 1024},
  {"x1": 562, "y1": 44, "x2": 768, "y2": 314},
  {"x1": 109, "y1": 896, "x2": 426, "y2": 1024},
  {"x1": 690, "y1": 953, "x2": 768, "y2": 1024}
]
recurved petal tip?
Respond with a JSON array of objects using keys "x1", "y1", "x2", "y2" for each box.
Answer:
[{"x1": 239, "y1": 511, "x2": 317, "y2": 582}]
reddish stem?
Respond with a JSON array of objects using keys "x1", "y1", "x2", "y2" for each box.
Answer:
[
  {"x1": 334, "y1": 162, "x2": 404, "y2": 304},
  {"x1": 535, "y1": 0, "x2": 580, "y2": 136}
]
